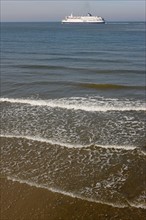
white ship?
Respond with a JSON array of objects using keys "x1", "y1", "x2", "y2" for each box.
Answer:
[{"x1": 62, "y1": 13, "x2": 105, "y2": 24}]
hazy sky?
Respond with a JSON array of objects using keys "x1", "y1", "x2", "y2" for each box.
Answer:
[{"x1": 1, "y1": 0, "x2": 145, "y2": 22}]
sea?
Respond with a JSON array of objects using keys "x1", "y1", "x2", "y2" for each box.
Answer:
[{"x1": 1, "y1": 22, "x2": 146, "y2": 213}]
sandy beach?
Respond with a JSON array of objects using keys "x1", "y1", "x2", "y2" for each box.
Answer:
[{"x1": 1, "y1": 178, "x2": 145, "y2": 220}]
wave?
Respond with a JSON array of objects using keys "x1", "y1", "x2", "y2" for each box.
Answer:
[
  {"x1": 10, "y1": 64, "x2": 145, "y2": 75},
  {"x1": 14, "y1": 64, "x2": 71, "y2": 70},
  {"x1": 6, "y1": 176, "x2": 146, "y2": 209},
  {"x1": 2, "y1": 135, "x2": 146, "y2": 209},
  {"x1": 6, "y1": 176, "x2": 127, "y2": 209},
  {"x1": 0, "y1": 97, "x2": 145, "y2": 112},
  {"x1": 78, "y1": 83, "x2": 145, "y2": 90},
  {"x1": 109, "y1": 22, "x2": 133, "y2": 25},
  {"x1": 0, "y1": 134, "x2": 140, "y2": 152},
  {"x1": 0, "y1": 134, "x2": 83, "y2": 149}
]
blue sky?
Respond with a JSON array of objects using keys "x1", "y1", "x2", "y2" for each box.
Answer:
[{"x1": 1, "y1": 1, "x2": 145, "y2": 22}]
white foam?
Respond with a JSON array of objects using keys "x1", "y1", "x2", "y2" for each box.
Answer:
[
  {"x1": 0, "y1": 97, "x2": 145, "y2": 112},
  {"x1": 0, "y1": 134, "x2": 138, "y2": 151},
  {"x1": 6, "y1": 176, "x2": 128, "y2": 209},
  {"x1": 7, "y1": 176, "x2": 146, "y2": 209},
  {"x1": 128, "y1": 201, "x2": 146, "y2": 210},
  {"x1": 0, "y1": 134, "x2": 83, "y2": 149},
  {"x1": 96, "y1": 144, "x2": 137, "y2": 151}
]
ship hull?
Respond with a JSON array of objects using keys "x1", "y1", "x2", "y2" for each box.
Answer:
[{"x1": 62, "y1": 21, "x2": 105, "y2": 24}]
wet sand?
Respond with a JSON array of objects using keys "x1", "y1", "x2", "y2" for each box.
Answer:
[{"x1": 1, "y1": 178, "x2": 145, "y2": 220}]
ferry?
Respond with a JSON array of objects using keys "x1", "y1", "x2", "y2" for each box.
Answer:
[{"x1": 62, "y1": 13, "x2": 105, "y2": 24}]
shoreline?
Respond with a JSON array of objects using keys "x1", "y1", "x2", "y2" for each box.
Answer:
[{"x1": 1, "y1": 178, "x2": 145, "y2": 220}]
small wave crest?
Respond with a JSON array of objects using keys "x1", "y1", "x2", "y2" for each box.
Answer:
[
  {"x1": 6, "y1": 176, "x2": 146, "y2": 209},
  {"x1": 0, "y1": 97, "x2": 145, "y2": 112},
  {"x1": 0, "y1": 134, "x2": 140, "y2": 152},
  {"x1": 13, "y1": 64, "x2": 69, "y2": 70}
]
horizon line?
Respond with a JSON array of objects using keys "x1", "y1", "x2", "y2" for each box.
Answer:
[{"x1": 1, "y1": 20, "x2": 145, "y2": 22}]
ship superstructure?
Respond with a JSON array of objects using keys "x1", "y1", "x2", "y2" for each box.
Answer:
[{"x1": 62, "y1": 13, "x2": 105, "y2": 24}]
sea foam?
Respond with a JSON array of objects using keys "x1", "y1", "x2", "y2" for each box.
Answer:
[
  {"x1": 5, "y1": 176, "x2": 130, "y2": 209},
  {"x1": 0, "y1": 134, "x2": 138, "y2": 151},
  {"x1": 6, "y1": 176, "x2": 146, "y2": 209},
  {"x1": 0, "y1": 97, "x2": 145, "y2": 112}
]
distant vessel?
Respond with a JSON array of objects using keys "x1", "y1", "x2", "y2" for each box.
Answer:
[{"x1": 62, "y1": 13, "x2": 105, "y2": 24}]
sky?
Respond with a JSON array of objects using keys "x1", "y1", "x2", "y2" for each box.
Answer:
[{"x1": 1, "y1": 0, "x2": 145, "y2": 22}]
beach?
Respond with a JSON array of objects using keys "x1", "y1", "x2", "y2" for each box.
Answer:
[{"x1": 1, "y1": 178, "x2": 146, "y2": 220}]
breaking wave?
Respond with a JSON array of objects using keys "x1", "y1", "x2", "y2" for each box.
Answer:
[
  {"x1": 6, "y1": 176, "x2": 146, "y2": 210},
  {"x1": 0, "y1": 134, "x2": 138, "y2": 151},
  {"x1": 0, "y1": 97, "x2": 145, "y2": 112},
  {"x1": 5, "y1": 176, "x2": 129, "y2": 209}
]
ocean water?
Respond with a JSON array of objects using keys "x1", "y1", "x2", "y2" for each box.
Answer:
[{"x1": 1, "y1": 22, "x2": 146, "y2": 211}]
